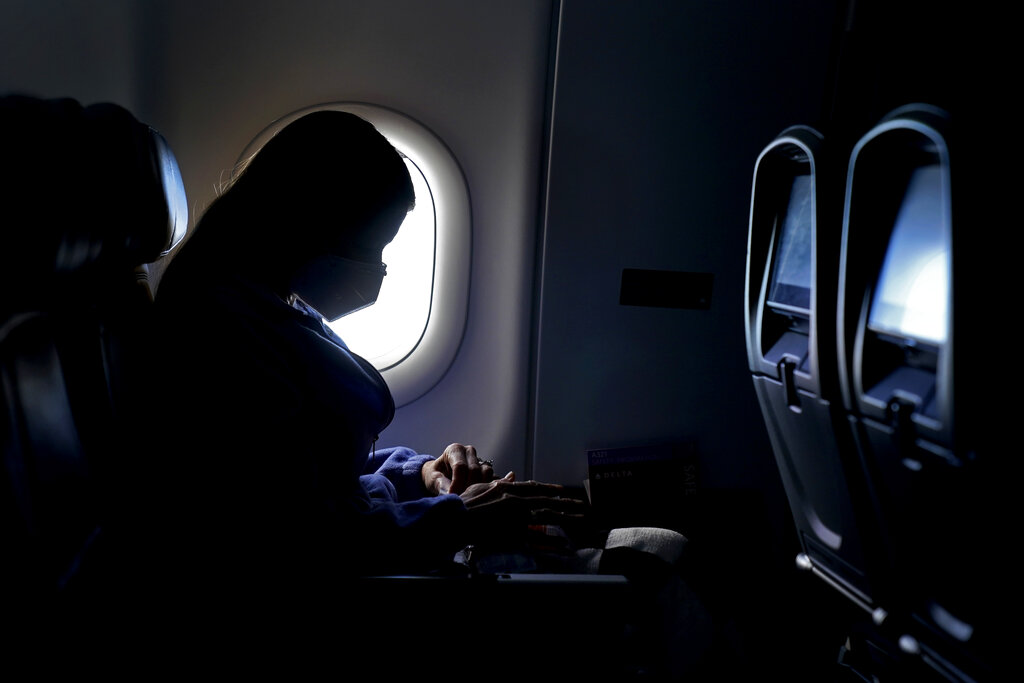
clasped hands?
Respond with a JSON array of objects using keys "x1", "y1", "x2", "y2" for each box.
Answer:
[{"x1": 421, "y1": 442, "x2": 588, "y2": 537}]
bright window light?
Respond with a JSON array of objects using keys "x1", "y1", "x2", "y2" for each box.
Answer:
[{"x1": 328, "y1": 156, "x2": 434, "y2": 368}]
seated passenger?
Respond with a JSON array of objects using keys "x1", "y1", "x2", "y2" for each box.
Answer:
[{"x1": 148, "y1": 110, "x2": 582, "y2": 602}]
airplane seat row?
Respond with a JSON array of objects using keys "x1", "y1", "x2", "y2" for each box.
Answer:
[
  {"x1": 746, "y1": 104, "x2": 997, "y2": 681},
  {"x1": 0, "y1": 94, "x2": 188, "y2": 625}
]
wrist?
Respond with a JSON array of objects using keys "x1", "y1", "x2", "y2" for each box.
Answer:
[{"x1": 421, "y1": 457, "x2": 441, "y2": 495}]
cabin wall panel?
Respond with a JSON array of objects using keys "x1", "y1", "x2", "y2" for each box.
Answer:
[
  {"x1": 1, "y1": 0, "x2": 139, "y2": 108},
  {"x1": 533, "y1": 0, "x2": 838, "y2": 512}
]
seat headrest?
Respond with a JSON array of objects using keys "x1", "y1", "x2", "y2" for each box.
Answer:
[{"x1": 0, "y1": 94, "x2": 188, "y2": 298}]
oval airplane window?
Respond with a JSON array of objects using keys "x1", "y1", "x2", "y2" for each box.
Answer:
[{"x1": 237, "y1": 102, "x2": 471, "y2": 407}]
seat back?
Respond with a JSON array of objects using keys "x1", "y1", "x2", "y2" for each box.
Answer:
[
  {"x1": 748, "y1": 106, "x2": 999, "y2": 682},
  {"x1": 745, "y1": 125, "x2": 884, "y2": 612},
  {"x1": 836, "y1": 104, "x2": 996, "y2": 681},
  {"x1": 0, "y1": 94, "x2": 187, "y2": 617}
]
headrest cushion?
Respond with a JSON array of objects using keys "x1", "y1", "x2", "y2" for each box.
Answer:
[{"x1": 0, "y1": 94, "x2": 188, "y2": 293}]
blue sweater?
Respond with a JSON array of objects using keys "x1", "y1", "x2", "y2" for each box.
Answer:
[{"x1": 152, "y1": 251, "x2": 469, "y2": 594}]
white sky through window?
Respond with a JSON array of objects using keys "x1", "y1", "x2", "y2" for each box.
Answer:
[{"x1": 328, "y1": 157, "x2": 434, "y2": 367}]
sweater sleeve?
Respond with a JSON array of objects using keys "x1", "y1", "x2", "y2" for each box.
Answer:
[
  {"x1": 353, "y1": 447, "x2": 469, "y2": 572},
  {"x1": 357, "y1": 444, "x2": 468, "y2": 546},
  {"x1": 360, "y1": 445, "x2": 437, "y2": 502}
]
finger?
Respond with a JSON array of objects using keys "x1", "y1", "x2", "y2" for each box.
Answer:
[
  {"x1": 465, "y1": 444, "x2": 483, "y2": 485},
  {"x1": 464, "y1": 480, "x2": 578, "y2": 511},
  {"x1": 475, "y1": 472, "x2": 514, "y2": 500},
  {"x1": 460, "y1": 473, "x2": 515, "y2": 506},
  {"x1": 445, "y1": 443, "x2": 469, "y2": 494},
  {"x1": 478, "y1": 456, "x2": 494, "y2": 482}
]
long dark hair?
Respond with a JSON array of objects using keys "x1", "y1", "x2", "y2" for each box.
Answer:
[{"x1": 166, "y1": 110, "x2": 414, "y2": 291}]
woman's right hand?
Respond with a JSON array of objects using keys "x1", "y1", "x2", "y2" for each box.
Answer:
[{"x1": 459, "y1": 475, "x2": 589, "y2": 539}]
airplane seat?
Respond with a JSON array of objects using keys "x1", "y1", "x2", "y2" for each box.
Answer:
[
  {"x1": 0, "y1": 94, "x2": 187, "y2": 625},
  {"x1": 836, "y1": 104, "x2": 995, "y2": 681},
  {"x1": 745, "y1": 125, "x2": 886, "y2": 624}
]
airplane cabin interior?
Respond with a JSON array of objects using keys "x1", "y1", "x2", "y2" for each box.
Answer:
[{"x1": 1, "y1": 0, "x2": 1010, "y2": 680}]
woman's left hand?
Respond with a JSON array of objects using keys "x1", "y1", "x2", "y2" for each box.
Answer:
[{"x1": 422, "y1": 442, "x2": 497, "y2": 495}]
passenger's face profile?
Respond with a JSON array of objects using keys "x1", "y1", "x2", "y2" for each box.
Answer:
[{"x1": 331, "y1": 203, "x2": 410, "y2": 265}]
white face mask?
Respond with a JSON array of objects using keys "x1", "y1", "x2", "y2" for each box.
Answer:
[{"x1": 289, "y1": 254, "x2": 387, "y2": 321}]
